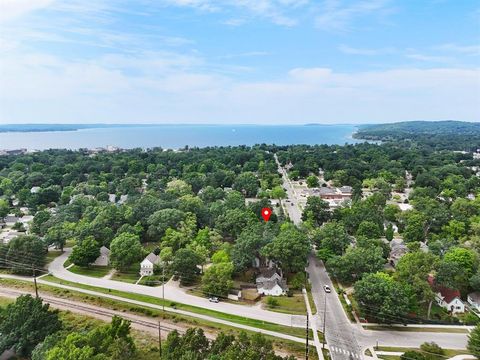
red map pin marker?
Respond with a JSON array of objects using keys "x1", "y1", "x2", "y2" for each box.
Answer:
[{"x1": 261, "y1": 207, "x2": 272, "y2": 222}]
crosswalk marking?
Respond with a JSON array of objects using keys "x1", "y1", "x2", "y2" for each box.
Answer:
[{"x1": 329, "y1": 345, "x2": 361, "y2": 359}]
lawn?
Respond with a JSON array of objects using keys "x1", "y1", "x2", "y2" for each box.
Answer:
[
  {"x1": 377, "y1": 346, "x2": 470, "y2": 356},
  {"x1": 262, "y1": 293, "x2": 307, "y2": 315},
  {"x1": 0, "y1": 296, "x2": 14, "y2": 308},
  {"x1": 37, "y1": 275, "x2": 311, "y2": 339},
  {"x1": 45, "y1": 249, "x2": 63, "y2": 265},
  {"x1": 68, "y1": 265, "x2": 112, "y2": 278},
  {"x1": 111, "y1": 264, "x2": 140, "y2": 283},
  {"x1": 0, "y1": 277, "x2": 315, "y2": 357},
  {"x1": 364, "y1": 325, "x2": 469, "y2": 333},
  {"x1": 307, "y1": 290, "x2": 317, "y2": 314}
]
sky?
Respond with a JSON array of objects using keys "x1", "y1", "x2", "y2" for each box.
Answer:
[{"x1": 0, "y1": 0, "x2": 479, "y2": 125}]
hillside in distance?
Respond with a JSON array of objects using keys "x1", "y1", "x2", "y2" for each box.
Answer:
[{"x1": 354, "y1": 121, "x2": 480, "y2": 151}]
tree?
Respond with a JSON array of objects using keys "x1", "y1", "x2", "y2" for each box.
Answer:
[
  {"x1": 6, "y1": 235, "x2": 46, "y2": 274},
  {"x1": 44, "y1": 222, "x2": 75, "y2": 251},
  {"x1": 301, "y1": 197, "x2": 330, "y2": 226},
  {"x1": 270, "y1": 186, "x2": 286, "y2": 199},
  {"x1": 306, "y1": 175, "x2": 319, "y2": 188},
  {"x1": 0, "y1": 295, "x2": 61, "y2": 357},
  {"x1": 110, "y1": 233, "x2": 143, "y2": 271},
  {"x1": 385, "y1": 223, "x2": 394, "y2": 241},
  {"x1": 354, "y1": 272, "x2": 412, "y2": 324},
  {"x1": 147, "y1": 208, "x2": 186, "y2": 240},
  {"x1": 172, "y1": 248, "x2": 202, "y2": 285},
  {"x1": 468, "y1": 324, "x2": 480, "y2": 358},
  {"x1": 0, "y1": 199, "x2": 9, "y2": 219},
  {"x1": 384, "y1": 204, "x2": 400, "y2": 222},
  {"x1": 202, "y1": 261, "x2": 234, "y2": 297},
  {"x1": 233, "y1": 172, "x2": 259, "y2": 197},
  {"x1": 402, "y1": 211, "x2": 427, "y2": 243},
  {"x1": 356, "y1": 220, "x2": 382, "y2": 239},
  {"x1": 69, "y1": 236, "x2": 100, "y2": 267},
  {"x1": 45, "y1": 316, "x2": 135, "y2": 360},
  {"x1": 216, "y1": 208, "x2": 257, "y2": 239},
  {"x1": 262, "y1": 223, "x2": 310, "y2": 273},
  {"x1": 420, "y1": 342, "x2": 444, "y2": 360},
  {"x1": 327, "y1": 245, "x2": 385, "y2": 283},
  {"x1": 443, "y1": 247, "x2": 478, "y2": 278},
  {"x1": 166, "y1": 179, "x2": 192, "y2": 197},
  {"x1": 312, "y1": 221, "x2": 351, "y2": 256},
  {"x1": 231, "y1": 223, "x2": 269, "y2": 272}
]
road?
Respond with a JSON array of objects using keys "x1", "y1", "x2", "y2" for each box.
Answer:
[
  {"x1": 274, "y1": 155, "x2": 469, "y2": 358},
  {"x1": 48, "y1": 250, "x2": 306, "y2": 328}
]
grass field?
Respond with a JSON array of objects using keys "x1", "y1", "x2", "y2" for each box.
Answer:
[
  {"x1": 364, "y1": 325, "x2": 469, "y2": 333},
  {"x1": 377, "y1": 346, "x2": 470, "y2": 356},
  {"x1": 34, "y1": 275, "x2": 315, "y2": 339},
  {"x1": 0, "y1": 278, "x2": 317, "y2": 358},
  {"x1": 263, "y1": 293, "x2": 307, "y2": 315},
  {"x1": 111, "y1": 264, "x2": 140, "y2": 283},
  {"x1": 69, "y1": 265, "x2": 112, "y2": 278}
]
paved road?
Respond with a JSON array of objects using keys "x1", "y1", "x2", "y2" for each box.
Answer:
[
  {"x1": 274, "y1": 156, "x2": 469, "y2": 358},
  {"x1": 48, "y1": 250, "x2": 306, "y2": 328}
]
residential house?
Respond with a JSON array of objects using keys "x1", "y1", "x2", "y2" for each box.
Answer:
[
  {"x1": 389, "y1": 243, "x2": 408, "y2": 267},
  {"x1": 428, "y1": 275, "x2": 465, "y2": 314},
  {"x1": 256, "y1": 267, "x2": 288, "y2": 296},
  {"x1": 93, "y1": 246, "x2": 110, "y2": 266},
  {"x1": 257, "y1": 280, "x2": 287, "y2": 296},
  {"x1": 468, "y1": 292, "x2": 480, "y2": 312},
  {"x1": 140, "y1": 253, "x2": 159, "y2": 276}
]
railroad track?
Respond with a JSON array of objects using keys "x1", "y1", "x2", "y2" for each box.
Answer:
[{"x1": 0, "y1": 288, "x2": 184, "y2": 335}]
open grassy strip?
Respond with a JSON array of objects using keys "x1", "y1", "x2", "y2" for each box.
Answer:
[
  {"x1": 111, "y1": 264, "x2": 141, "y2": 283},
  {"x1": 378, "y1": 355, "x2": 400, "y2": 360},
  {"x1": 377, "y1": 346, "x2": 470, "y2": 356},
  {"x1": 364, "y1": 325, "x2": 469, "y2": 334},
  {"x1": 330, "y1": 278, "x2": 356, "y2": 323},
  {"x1": 45, "y1": 250, "x2": 63, "y2": 265},
  {"x1": 263, "y1": 293, "x2": 307, "y2": 315},
  {"x1": 0, "y1": 285, "x2": 314, "y2": 359},
  {"x1": 2, "y1": 276, "x2": 312, "y2": 339},
  {"x1": 68, "y1": 265, "x2": 112, "y2": 278}
]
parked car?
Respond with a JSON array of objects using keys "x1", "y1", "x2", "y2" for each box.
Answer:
[
  {"x1": 323, "y1": 285, "x2": 331, "y2": 293},
  {"x1": 208, "y1": 297, "x2": 219, "y2": 303}
]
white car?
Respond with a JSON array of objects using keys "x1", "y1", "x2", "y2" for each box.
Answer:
[
  {"x1": 208, "y1": 297, "x2": 219, "y2": 303},
  {"x1": 323, "y1": 285, "x2": 331, "y2": 293}
]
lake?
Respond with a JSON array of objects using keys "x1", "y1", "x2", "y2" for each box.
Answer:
[{"x1": 0, "y1": 124, "x2": 364, "y2": 150}]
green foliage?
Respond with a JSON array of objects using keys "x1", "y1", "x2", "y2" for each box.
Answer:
[
  {"x1": 262, "y1": 223, "x2": 310, "y2": 273},
  {"x1": 266, "y1": 297, "x2": 279, "y2": 307},
  {"x1": 110, "y1": 233, "x2": 143, "y2": 271},
  {"x1": 202, "y1": 261, "x2": 234, "y2": 297},
  {"x1": 401, "y1": 350, "x2": 425, "y2": 360},
  {"x1": 312, "y1": 221, "x2": 351, "y2": 256},
  {"x1": 306, "y1": 175, "x2": 319, "y2": 188},
  {"x1": 6, "y1": 235, "x2": 46, "y2": 274},
  {"x1": 69, "y1": 236, "x2": 101, "y2": 267},
  {"x1": 161, "y1": 328, "x2": 293, "y2": 360},
  {"x1": 356, "y1": 220, "x2": 382, "y2": 239},
  {"x1": 172, "y1": 248, "x2": 202, "y2": 285},
  {"x1": 0, "y1": 295, "x2": 61, "y2": 357},
  {"x1": 301, "y1": 196, "x2": 330, "y2": 226},
  {"x1": 354, "y1": 272, "x2": 412, "y2": 324},
  {"x1": 469, "y1": 324, "x2": 480, "y2": 358},
  {"x1": 327, "y1": 245, "x2": 385, "y2": 283}
]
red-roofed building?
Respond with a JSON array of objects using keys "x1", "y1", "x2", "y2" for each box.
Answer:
[{"x1": 427, "y1": 275, "x2": 465, "y2": 314}]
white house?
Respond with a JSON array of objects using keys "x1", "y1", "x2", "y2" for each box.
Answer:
[
  {"x1": 428, "y1": 276, "x2": 465, "y2": 314},
  {"x1": 468, "y1": 292, "x2": 480, "y2": 312},
  {"x1": 140, "y1": 253, "x2": 159, "y2": 276},
  {"x1": 93, "y1": 246, "x2": 110, "y2": 266},
  {"x1": 256, "y1": 267, "x2": 287, "y2": 296},
  {"x1": 257, "y1": 280, "x2": 287, "y2": 296}
]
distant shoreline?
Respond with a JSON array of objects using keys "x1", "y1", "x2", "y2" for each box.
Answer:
[{"x1": 0, "y1": 123, "x2": 360, "y2": 134}]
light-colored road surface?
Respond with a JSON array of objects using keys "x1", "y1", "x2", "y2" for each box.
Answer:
[
  {"x1": 0, "y1": 274, "x2": 314, "y2": 346},
  {"x1": 48, "y1": 250, "x2": 306, "y2": 328},
  {"x1": 274, "y1": 155, "x2": 469, "y2": 358}
]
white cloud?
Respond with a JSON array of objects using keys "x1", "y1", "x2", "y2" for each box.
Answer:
[
  {"x1": 338, "y1": 44, "x2": 396, "y2": 55},
  {"x1": 0, "y1": 0, "x2": 55, "y2": 23},
  {"x1": 1, "y1": 47, "x2": 478, "y2": 124},
  {"x1": 434, "y1": 43, "x2": 480, "y2": 56},
  {"x1": 315, "y1": 0, "x2": 392, "y2": 31}
]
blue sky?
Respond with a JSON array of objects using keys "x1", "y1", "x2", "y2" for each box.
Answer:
[{"x1": 0, "y1": 0, "x2": 479, "y2": 124}]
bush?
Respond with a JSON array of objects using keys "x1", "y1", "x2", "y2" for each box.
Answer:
[
  {"x1": 266, "y1": 297, "x2": 279, "y2": 307},
  {"x1": 420, "y1": 342, "x2": 444, "y2": 360},
  {"x1": 289, "y1": 272, "x2": 307, "y2": 290}
]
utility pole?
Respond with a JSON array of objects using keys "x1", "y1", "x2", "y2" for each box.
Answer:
[
  {"x1": 305, "y1": 310, "x2": 309, "y2": 360},
  {"x1": 32, "y1": 264, "x2": 38, "y2": 298},
  {"x1": 322, "y1": 295, "x2": 327, "y2": 349},
  {"x1": 158, "y1": 320, "x2": 162, "y2": 358},
  {"x1": 162, "y1": 265, "x2": 165, "y2": 313}
]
